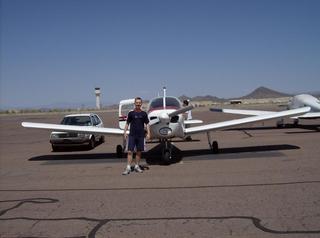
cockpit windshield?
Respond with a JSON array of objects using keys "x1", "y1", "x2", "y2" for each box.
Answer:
[{"x1": 148, "y1": 97, "x2": 181, "y2": 111}]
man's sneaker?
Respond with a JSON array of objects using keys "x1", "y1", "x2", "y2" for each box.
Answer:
[
  {"x1": 122, "y1": 166, "x2": 131, "y2": 175},
  {"x1": 134, "y1": 165, "x2": 143, "y2": 173}
]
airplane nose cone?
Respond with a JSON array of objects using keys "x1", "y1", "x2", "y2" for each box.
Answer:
[{"x1": 160, "y1": 112, "x2": 170, "y2": 123}]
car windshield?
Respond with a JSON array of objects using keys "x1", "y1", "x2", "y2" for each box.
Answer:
[{"x1": 61, "y1": 116, "x2": 92, "y2": 126}]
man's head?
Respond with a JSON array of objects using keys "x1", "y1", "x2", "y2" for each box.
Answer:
[{"x1": 134, "y1": 97, "x2": 142, "y2": 110}]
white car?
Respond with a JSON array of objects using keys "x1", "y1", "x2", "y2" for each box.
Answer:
[{"x1": 50, "y1": 113, "x2": 105, "y2": 151}]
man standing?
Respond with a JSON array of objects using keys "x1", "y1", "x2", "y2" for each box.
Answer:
[{"x1": 122, "y1": 97, "x2": 151, "y2": 175}]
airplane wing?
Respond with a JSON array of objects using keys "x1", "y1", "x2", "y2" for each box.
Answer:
[
  {"x1": 292, "y1": 112, "x2": 320, "y2": 119},
  {"x1": 184, "y1": 119, "x2": 203, "y2": 125},
  {"x1": 210, "y1": 108, "x2": 274, "y2": 116},
  {"x1": 21, "y1": 122, "x2": 124, "y2": 135},
  {"x1": 185, "y1": 106, "x2": 311, "y2": 135},
  {"x1": 211, "y1": 108, "x2": 320, "y2": 120}
]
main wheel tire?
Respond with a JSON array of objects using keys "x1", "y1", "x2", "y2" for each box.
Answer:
[
  {"x1": 211, "y1": 141, "x2": 219, "y2": 154},
  {"x1": 116, "y1": 145, "x2": 123, "y2": 158}
]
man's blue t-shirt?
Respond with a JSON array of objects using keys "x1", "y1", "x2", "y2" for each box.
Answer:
[{"x1": 127, "y1": 110, "x2": 149, "y2": 137}]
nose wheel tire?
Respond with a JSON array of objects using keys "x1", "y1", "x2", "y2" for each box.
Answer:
[{"x1": 162, "y1": 150, "x2": 171, "y2": 165}]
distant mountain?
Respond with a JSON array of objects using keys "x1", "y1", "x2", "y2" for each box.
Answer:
[
  {"x1": 191, "y1": 95, "x2": 226, "y2": 102},
  {"x1": 178, "y1": 86, "x2": 293, "y2": 103},
  {"x1": 179, "y1": 95, "x2": 226, "y2": 102},
  {"x1": 240, "y1": 86, "x2": 292, "y2": 99}
]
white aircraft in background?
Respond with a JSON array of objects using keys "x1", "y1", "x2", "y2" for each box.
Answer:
[
  {"x1": 22, "y1": 88, "x2": 311, "y2": 163},
  {"x1": 210, "y1": 94, "x2": 320, "y2": 127}
]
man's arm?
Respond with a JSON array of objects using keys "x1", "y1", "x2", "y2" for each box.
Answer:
[
  {"x1": 123, "y1": 123, "x2": 129, "y2": 139},
  {"x1": 146, "y1": 123, "x2": 151, "y2": 140}
]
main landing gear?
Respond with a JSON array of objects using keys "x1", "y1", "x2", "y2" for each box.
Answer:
[
  {"x1": 207, "y1": 132, "x2": 219, "y2": 154},
  {"x1": 116, "y1": 138, "x2": 127, "y2": 158}
]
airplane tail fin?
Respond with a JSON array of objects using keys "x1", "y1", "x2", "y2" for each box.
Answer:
[{"x1": 118, "y1": 99, "x2": 135, "y2": 129}]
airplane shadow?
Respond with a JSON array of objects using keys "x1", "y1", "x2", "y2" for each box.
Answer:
[
  {"x1": 145, "y1": 143, "x2": 300, "y2": 165},
  {"x1": 147, "y1": 139, "x2": 201, "y2": 144},
  {"x1": 50, "y1": 141, "x2": 105, "y2": 152},
  {"x1": 29, "y1": 144, "x2": 300, "y2": 165},
  {"x1": 29, "y1": 152, "x2": 121, "y2": 163}
]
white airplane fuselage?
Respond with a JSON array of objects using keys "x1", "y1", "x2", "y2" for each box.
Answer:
[{"x1": 289, "y1": 94, "x2": 320, "y2": 112}]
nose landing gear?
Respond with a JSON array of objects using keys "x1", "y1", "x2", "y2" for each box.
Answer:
[
  {"x1": 207, "y1": 132, "x2": 219, "y2": 154},
  {"x1": 161, "y1": 139, "x2": 172, "y2": 165}
]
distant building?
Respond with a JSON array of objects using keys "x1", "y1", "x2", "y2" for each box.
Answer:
[
  {"x1": 230, "y1": 99, "x2": 242, "y2": 104},
  {"x1": 95, "y1": 88, "x2": 101, "y2": 109}
]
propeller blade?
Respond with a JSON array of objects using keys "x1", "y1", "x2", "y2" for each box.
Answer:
[{"x1": 168, "y1": 105, "x2": 194, "y2": 117}]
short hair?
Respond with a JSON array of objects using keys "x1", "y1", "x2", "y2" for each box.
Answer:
[{"x1": 135, "y1": 97, "x2": 142, "y2": 102}]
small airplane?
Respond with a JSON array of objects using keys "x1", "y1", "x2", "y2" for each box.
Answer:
[
  {"x1": 210, "y1": 94, "x2": 320, "y2": 127},
  {"x1": 22, "y1": 88, "x2": 311, "y2": 163}
]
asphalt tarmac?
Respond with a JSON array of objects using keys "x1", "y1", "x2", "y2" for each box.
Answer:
[{"x1": 0, "y1": 108, "x2": 320, "y2": 237}]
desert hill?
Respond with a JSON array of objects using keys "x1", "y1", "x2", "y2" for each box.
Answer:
[
  {"x1": 181, "y1": 86, "x2": 291, "y2": 102},
  {"x1": 240, "y1": 86, "x2": 291, "y2": 99}
]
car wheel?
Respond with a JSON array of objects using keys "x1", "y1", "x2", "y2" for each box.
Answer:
[
  {"x1": 52, "y1": 144, "x2": 58, "y2": 152},
  {"x1": 88, "y1": 136, "x2": 95, "y2": 149},
  {"x1": 99, "y1": 136, "x2": 105, "y2": 143}
]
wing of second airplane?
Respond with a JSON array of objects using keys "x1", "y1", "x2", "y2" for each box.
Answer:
[
  {"x1": 21, "y1": 122, "x2": 124, "y2": 135},
  {"x1": 185, "y1": 106, "x2": 311, "y2": 135},
  {"x1": 210, "y1": 108, "x2": 274, "y2": 116},
  {"x1": 211, "y1": 108, "x2": 320, "y2": 120},
  {"x1": 291, "y1": 112, "x2": 320, "y2": 119}
]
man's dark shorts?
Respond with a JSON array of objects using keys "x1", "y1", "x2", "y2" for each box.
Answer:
[{"x1": 127, "y1": 135, "x2": 145, "y2": 151}]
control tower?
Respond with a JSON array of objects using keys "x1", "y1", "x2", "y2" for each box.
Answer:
[{"x1": 95, "y1": 87, "x2": 101, "y2": 109}]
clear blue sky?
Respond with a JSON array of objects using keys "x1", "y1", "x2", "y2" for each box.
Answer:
[{"x1": 1, "y1": 0, "x2": 320, "y2": 108}]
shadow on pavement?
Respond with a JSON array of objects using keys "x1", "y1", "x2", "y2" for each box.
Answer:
[{"x1": 29, "y1": 143, "x2": 300, "y2": 165}]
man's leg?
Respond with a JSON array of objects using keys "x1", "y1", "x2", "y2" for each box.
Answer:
[
  {"x1": 127, "y1": 151, "x2": 133, "y2": 166},
  {"x1": 123, "y1": 136, "x2": 134, "y2": 175},
  {"x1": 135, "y1": 151, "x2": 141, "y2": 165},
  {"x1": 122, "y1": 151, "x2": 133, "y2": 175},
  {"x1": 134, "y1": 150, "x2": 143, "y2": 173}
]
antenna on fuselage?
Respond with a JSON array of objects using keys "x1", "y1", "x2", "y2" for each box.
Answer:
[{"x1": 163, "y1": 87, "x2": 166, "y2": 109}]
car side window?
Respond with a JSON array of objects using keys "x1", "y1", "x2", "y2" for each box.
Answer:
[
  {"x1": 91, "y1": 116, "x2": 98, "y2": 126},
  {"x1": 94, "y1": 115, "x2": 101, "y2": 125}
]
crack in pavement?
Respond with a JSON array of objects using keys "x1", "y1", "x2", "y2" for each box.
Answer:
[{"x1": 0, "y1": 198, "x2": 320, "y2": 237}]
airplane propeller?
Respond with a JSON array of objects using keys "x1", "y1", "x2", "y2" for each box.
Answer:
[{"x1": 149, "y1": 105, "x2": 194, "y2": 126}]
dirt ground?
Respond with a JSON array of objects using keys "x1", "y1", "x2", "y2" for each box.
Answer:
[{"x1": 1, "y1": 106, "x2": 320, "y2": 237}]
